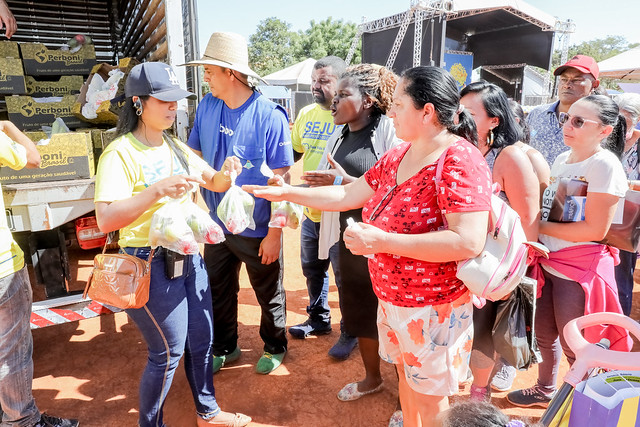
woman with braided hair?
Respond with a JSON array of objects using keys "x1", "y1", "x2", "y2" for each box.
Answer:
[{"x1": 296, "y1": 63, "x2": 402, "y2": 402}]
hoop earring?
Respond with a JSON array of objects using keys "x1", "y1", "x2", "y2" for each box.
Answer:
[
  {"x1": 487, "y1": 129, "x2": 494, "y2": 147},
  {"x1": 134, "y1": 100, "x2": 143, "y2": 116}
]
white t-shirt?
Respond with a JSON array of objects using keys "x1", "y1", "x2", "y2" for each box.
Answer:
[{"x1": 540, "y1": 149, "x2": 628, "y2": 253}]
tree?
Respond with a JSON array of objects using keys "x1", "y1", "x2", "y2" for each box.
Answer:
[
  {"x1": 248, "y1": 17, "x2": 301, "y2": 76},
  {"x1": 552, "y1": 36, "x2": 639, "y2": 68},
  {"x1": 296, "y1": 17, "x2": 361, "y2": 64},
  {"x1": 551, "y1": 36, "x2": 640, "y2": 90}
]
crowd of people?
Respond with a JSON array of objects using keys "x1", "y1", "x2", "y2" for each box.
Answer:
[{"x1": 1, "y1": 7, "x2": 639, "y2": 425}]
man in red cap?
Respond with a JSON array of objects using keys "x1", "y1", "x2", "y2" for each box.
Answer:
[{"x1": 526, "y1": 55, "x2": 600, "y2": 165}]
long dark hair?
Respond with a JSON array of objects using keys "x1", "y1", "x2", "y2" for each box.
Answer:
[
  {"x1": 400, "y1": 66, "x2": 477, "y2": 145},
  {"x1": 509, "y1": 99, "x2": 530, "y2": 144},
  {"x1": 459, "y1": 81, "x2": 523, "y2": 148},
  {"x1": 582, "y1": 95, "x2": 627, "y2": 159},
  {"x1": 116, "y1": 96, "x2": 190, "y2": 172}
]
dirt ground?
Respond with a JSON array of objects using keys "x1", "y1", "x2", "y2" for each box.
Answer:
[{"x1": 30, "y1": 161, "x2": 640, "y2": 427}]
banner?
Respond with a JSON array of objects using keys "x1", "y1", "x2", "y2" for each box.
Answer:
[{"x1": 444, "y1": 51, "x2": 473, "y2": 90}]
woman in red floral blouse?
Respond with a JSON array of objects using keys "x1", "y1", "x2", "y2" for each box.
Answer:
[{"x1": 245, "y1": 66, "x2": 492, "y2": 427}]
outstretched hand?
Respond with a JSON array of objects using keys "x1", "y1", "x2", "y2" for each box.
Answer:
[
  {"x1": 0, "y1": 0, "x2": 16, "y2": 39},
  {"x1": 242, "y1": 184, "x2": 288, "y2": 202},
  {"x1": 301, "y1": 153, "x2": 351, "y2": 187}
]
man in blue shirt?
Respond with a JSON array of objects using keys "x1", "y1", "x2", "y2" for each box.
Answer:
[
  {"x1": 185, "y1": 32, "x2": 293, "y2": 375},
  {"x1": 527, "y1": 55, "x2": 600, "y2": 165}
]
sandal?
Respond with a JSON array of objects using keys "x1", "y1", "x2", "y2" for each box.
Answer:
[{"x1": 199, "y1": 412, "x2": 251, "y2": 426}]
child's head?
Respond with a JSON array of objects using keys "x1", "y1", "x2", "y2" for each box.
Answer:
[{"x1": 437, "y1": 400, "x2": 533, "y2": 427}]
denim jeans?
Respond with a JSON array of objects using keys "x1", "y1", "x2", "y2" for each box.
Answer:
[
  {"x1": 0, "y1": 266, "x2": 41, "y2": 427},
  {"x1": 614, "y1": 249, "x2": 635, "y2": 316},
  {"x1": 300, "y1": 217, "x2": 341, "y2": 327},
  {"x1": 123, "y1": 247, "x2": 220, "y2": 427}
]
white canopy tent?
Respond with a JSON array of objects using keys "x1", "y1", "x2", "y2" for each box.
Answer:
[
  {"x1": 263, "y1": 58, "x2": 317, "y2": 91},
  {"x1": 598, "y1": 47, "x2": 640, "y2": 80}
]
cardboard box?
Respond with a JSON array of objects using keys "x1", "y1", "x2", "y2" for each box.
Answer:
[
  {"x1": 0, "y1": 58, "x2": 27, "y2": 94},
  {"x1": 6, "y1": 95, "x2": 83, "y2": 130},
  {"x1": 19, "y1": 43, "x2": 96, "y2": 76},
  {"x1": 0, "y1": 41, "x2": 20, "y2": 58},
  {"x1": 0, "y1": 132, "x2": 94, "y2": 184},
  {"x1": 73, "y1": 58, "x2": 139, "y2": 125},
  {"x1": 25, "y1": 75, "x2": 84, "y2": 97}
]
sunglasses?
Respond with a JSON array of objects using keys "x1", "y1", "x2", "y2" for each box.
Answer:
[{"x1": 558, "y1": 112, "x2": 601, "y2": 129}]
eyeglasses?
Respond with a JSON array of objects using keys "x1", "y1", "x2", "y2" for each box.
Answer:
[
  {"x1": 368, "y1": 184, "x2": 397, "y2": 222},
  {"x1": 558, "y1": 77, "x2": 589, "y2": 87},
  {"x1": 558, "y1": 112, "x2": 601, "y2": 129}
]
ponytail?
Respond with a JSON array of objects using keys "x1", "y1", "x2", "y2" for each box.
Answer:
[
  {"x1": 603, "y1": 113, "x2": 627, "y2": 159},
  {"x1": 448, "y1": 108, "x2": 478, "y2": 146}
]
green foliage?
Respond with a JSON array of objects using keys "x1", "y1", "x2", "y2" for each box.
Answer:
[
  {"x1": 551, "y1": 36, "x2": 639, "y2": 90},
  {"x1": 248, "y1": 17, "x2": 301, "y2": 76},
  {"x1": 552, "y1": 36, "x2": 638, "y2": 68},
  {"x1": 297, "y1": 18, "x2": 361, "y2": 64},
  {"x1": 247, "y1": 17, "x2": 361, "y2": 78}
]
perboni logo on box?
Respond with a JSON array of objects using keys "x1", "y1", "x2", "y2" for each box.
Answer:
[
  {"x1": 34, "y1": 47, "x2": 85, "y2": 66},
  {"x1": 19, "y1": 101, "x2": 71, "y2": 117},
  {"x1": 40, "y1": 152, "x2": 71, "y2": 168},
  {"x1": 27, "y1": 83, "x2": 73, "y2": 95}
]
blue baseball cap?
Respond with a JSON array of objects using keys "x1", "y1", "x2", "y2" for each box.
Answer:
[{"x1": 125, "y1": 62, "x2": 196, "y2": 101}]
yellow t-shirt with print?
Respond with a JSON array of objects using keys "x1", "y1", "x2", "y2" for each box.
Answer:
[
  {"x1": 0, "y1": 131, "x2": 27, "y2": 279},
  {"x1": 291, "y1": 103, "x2": 341, "y2": 222},
  {"x1": 94, "y1": 133, "x2": 210, "y2": 248}
]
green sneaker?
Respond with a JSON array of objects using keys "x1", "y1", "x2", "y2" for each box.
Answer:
[
  {"x1": 212, "y1": 346, "x2": 241, "y2": 374},
  {"x1": 255, "y1": 351, "x2": 286, "y2": 374}
]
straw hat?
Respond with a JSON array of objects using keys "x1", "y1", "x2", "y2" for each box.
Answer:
[{"x1": 183, "y1": 32, "x2": 263, "y2": 82}]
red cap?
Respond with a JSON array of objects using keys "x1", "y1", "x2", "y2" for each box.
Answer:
[{"x1": 554, "y1": 55, "x2": 599, "y2": 79}]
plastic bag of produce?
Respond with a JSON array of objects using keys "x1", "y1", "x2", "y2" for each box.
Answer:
[
  {"x1": 149, "y1": 200, "x2": 200, "y2": 255},
  {"x1": 269, "y1": 201, "x2": 303, "y2": 229},
  {"x1": 184, "y1": 201, "x2": 225, "y2": 244},
  {"x1": 216, "y1": 172, "x2": 255, "y2": 234}
]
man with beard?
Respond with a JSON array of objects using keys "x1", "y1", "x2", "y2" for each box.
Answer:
[
  {"x1": 527, "y1": 55, "x2": 600, "y2": 165},
  {"x1": 289, "y1": 56, "x2": 357, "y2": 360}
]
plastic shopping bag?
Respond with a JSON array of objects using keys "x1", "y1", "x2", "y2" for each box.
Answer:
[
  {"x1": 184, "y1": 200, "x2": 225, "y2": 245},
  {"x1": 216, "y1": 172, "x2": 255, "y2": 234},
  {"x1": 492, "y1": 277, "x2": 542, "y2": 370},
  {"x1": 269, "y1": 201, "x2": 303, "y2": 229},
  {"x1": 149, "y1": 200, "x2": 200, "y2": 255}
]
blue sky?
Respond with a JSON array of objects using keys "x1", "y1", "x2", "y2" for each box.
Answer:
[{"x1": 195, "y1": 0, "x2": 640, "y2": 55}]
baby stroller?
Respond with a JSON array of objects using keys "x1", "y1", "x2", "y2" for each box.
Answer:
[{"x1": 540, "y1": 312, "x2": 640, "y2": 426}]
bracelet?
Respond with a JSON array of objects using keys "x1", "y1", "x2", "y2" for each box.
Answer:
[{"x1": 333, "y1": 175, "x2": 343, "y2": 185}]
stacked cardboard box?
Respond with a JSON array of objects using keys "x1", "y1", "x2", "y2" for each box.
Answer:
[
  {"x1": 2, "y1": 41, "x2": 97, "y2": 131},
  {"x1": 0, "y1": 132, "x2": 94, "y2": 184},
  {"x1": 0, "y1": 41, "x2": 27, "y2": 95}
]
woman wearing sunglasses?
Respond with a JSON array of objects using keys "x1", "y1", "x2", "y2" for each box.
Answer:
[
  {"x1": 507, "y1": 95, "x2": 631, "y2": 409},
  {"x1": 245, "y1": 66, "x2": 493, "y2": 426}
]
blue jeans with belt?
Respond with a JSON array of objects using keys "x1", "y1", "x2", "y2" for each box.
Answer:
[
  {"x1": 0, "y1": 266, "x2": 41, "y2": 426},
  {"x1": 123, "y1": 247, "x2": 220, "y2": 427}
]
